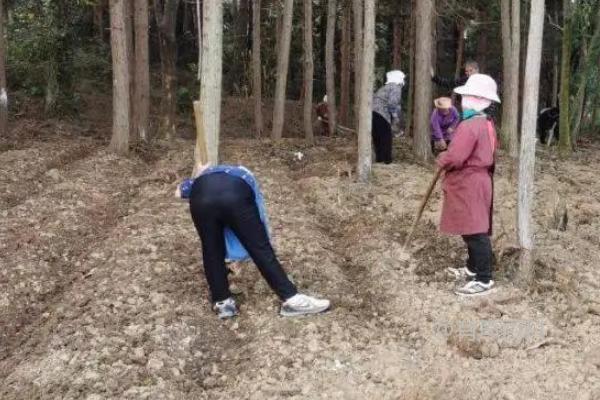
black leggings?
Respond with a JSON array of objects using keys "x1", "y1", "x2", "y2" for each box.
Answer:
[
  {"x1": 189, "y1": 173, "x2": 298, "y2": 302},
  {"x1": 462, "y1": 234, "x2": 493, "y2": 283},
  {"x1": 372, "y1": 112, "x2": 392, "y2": 164}
]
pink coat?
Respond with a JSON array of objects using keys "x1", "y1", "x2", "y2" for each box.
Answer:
[{"x1": 436, "y1": 116, "x2": 497, "y2": 235}]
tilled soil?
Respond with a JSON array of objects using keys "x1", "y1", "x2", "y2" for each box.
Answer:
[{"x1": 1, "y1": 120, "x2": 600, "y2": 400}]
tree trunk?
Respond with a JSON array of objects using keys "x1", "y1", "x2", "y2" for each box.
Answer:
[
  {"x1": 252, "y1": 0, "x2": 264, "y2": 137},
  {"x1": 454, "y1": 20, "x2": 465, "y2": 79},
  {"x1": 154, "y1": 0, "x2": 180, "y2": 139},
  {"x1": 412, "y1": 0, "x2": 433, "y2": 162},
  {"x1": 0, "y1": 0, "x2": 7, "y2": 136},
  {"x1": 551, "y1": 52, "x2": 559, "y2": 107},
  {"x1": 196, "y1": 0, "x2": 202, "y2": 80},
  {"x1": 500, "y1": 0, "x2": 520, "y2": 161},
  {"x1": 271, "y1": 0, "x2": 294, "y2": 140},
  {"x1": 392, "y1": 13, "x2": 402, "y2": 69},
  {"x1": 517, "y1": 0, "x2": 545, "y2": 285},
  {"x1": 325, "y1": 0, "x2": 337, "y2": 136},
  {"x1": 303, "y1": 0, "x2": 314, "y2": 144},
  {"x1": 571, "y1": 6, "x2": 600, "y2": 142},
  {"x1": 357, "y1": 0, "x2": 375, "y2": 182},
  {"x1": 558, "y1": 0, "x2": 572, "y2": 156},
  {"x1": 133, "y1": 0, "x2": 150, "y2": 142},
  {"x1": 405, "y1": 0, "x2": 416, "y2": 137},
  {"x1": 199, "y1": 0, "x2": 223, "y2": 164},
  {"x1": 352, "y1": 0, "x2": 363, "y2": 128},
  {"x1": 339, "y1": 5, "x2": 351, "y2": 126},
  {"x1": 94, "y1": 0, "x2": 106, "y2": 41},
  {"x1": 109, "y1": 0, "x2": 131, "y2": 155}
]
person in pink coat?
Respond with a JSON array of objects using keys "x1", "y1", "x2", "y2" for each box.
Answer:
[{"x1": 436, "y1": 74, "x2": 501, "y2": 296}]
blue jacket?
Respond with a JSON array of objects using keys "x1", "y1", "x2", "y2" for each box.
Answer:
[{"x1": 179, "y1": 165, "x2": 269, "y2": 262}]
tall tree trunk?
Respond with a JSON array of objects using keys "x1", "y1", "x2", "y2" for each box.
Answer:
[
  {"x1": 94, "y1": 0, "x2": 106, "y2": 41},
  {"x1": 252, "y1": 0, "x2": 263, "y2": 137},
  {"x1": 454, "y1": 20, "x2": 465, "y2": 79},
  {"x1": 352, "y1": 0, "x2": 363, "y2": 128},
  {"x1": 339, "y1": 5, "x2": 351, "y2": 126},
  {"x1": 571, "y1": 6, "x2": 600, "y2": 142},
  {"x1": 392, "y1": 14, "x2": 402, "y2": 69},
  {"x1": 199, "y1": 0, "x2": 223, "y2": 164},
  {"x1": 412, "y1": 0, "x2": 433, "y2": 162},
  {"x1": 558, "y1": 0, "x2": 572, "y2": 156},
  {"x1": 357, "y1": 0, "x2": 375, "y2": 182},
  {"x1": 133, "y1": 0, "x2": 150, "y2": 142},
  {"x1": 196, "y1": 0, "x2": 202, "y2": 80},
  {"x1": 154, "y1": 0, "x2": 180, "y2": 139},
  {"x1": 271, "y1": 0, "x2": 294, "y2": 140},
  {"x1": 325, "y1": 0, "x2": 337, "y2": 136},
  {"x1": 0, "y1": 0, "x2": 7, "y2": 136},
  {"x1": 405, "y1": 0, "x2": 416, "y2": 137},
  {"x1": 500, "y1": 0, "x2": 520, "y2": 161},
  {"x1": 109, "y1": 0, "x2": 131, "y2": 155},
  {"x1": 303, "y1": 0, "x2": 314, "y2": 144},
  {"x1": 517, "y1": 0, "x2": 545, "y2": 285},
  {"x1": 551, "y1": 52, "x2": 559, "y2": 107}
]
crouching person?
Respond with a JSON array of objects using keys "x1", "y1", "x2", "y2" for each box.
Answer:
[
  {"x1": 176, "y1": 164, "x2": 330, "y2": 318},
  {"x1": 436, "y1": 74, "x2": 500, "y2": 296}
]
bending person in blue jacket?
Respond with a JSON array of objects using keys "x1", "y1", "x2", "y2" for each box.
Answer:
[{"x1": 176, "y1": 164, "x2": 330, "y2": 319}]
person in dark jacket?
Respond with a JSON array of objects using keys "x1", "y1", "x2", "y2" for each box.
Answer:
[
  {"x1": 176, "y1": 164, "x2": 330, "y2": 319},
  {"x1": 431, "y1": 61, "x2": 498, "y2": 122}
]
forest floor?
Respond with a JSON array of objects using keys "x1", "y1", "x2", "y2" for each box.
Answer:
[{"x1": 1, "y1": 99, "x2": 600, "y2": 400}]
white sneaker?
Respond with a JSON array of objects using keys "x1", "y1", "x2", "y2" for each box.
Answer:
[
  {"x1": 455, "y1": 280, "x2": 495, "y2": 297},
  {"x1": 213, "y1": 297, "x2": 238, "y2": 319},
  {"x1": 280, "y1": 294, "x2": 330, "y2": 317}
]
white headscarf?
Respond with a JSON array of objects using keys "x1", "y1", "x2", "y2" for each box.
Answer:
[{"x1": 461, "y1": 95, "x2": 492, "y2": 112}]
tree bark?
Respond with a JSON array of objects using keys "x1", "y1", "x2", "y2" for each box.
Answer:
[
  {"x1": 405, "y1": 0, "x2": 416, "y2": 137},
  {"x1": 392, "y1": 14, "x2": 402, "y2": 69},
  {"x1": 252, "y1": 0, "x2": 264, "y2": 137},
  {"x1": 325, "y1": 0, "x2": 337, "y2": 136},
  {"x1": 109, "y1": 0, "x2": 131, "y2": 155},
  {"x1": 133, "y1": 0, "x2": 150, "y2": 142},
  {"x1": 154, "y1": 0, "x2": 180, "y2": 139},
  {"x1": 517, "y1": 0, "x2": 545, "y2": 285},
  {"x1": 357, "y1": 0, "x2": 375, "y2": 182},
  {"x1": 94, "y1": 0, "x2": 106, "y2": 41},
  {"x1": 352, "y1": 0, "x2": 363, "y2": 128},
  {"x1": 303, "y1": 0, "x2": 314, "y2": 144},
  {"x1": 339, "y1": 5, "x2": 351, "y2": 126},
  {"x1": 412, "y1": 0, "x2": 434, "y2": 162},
  {"x1": 551, "y1": 52, "x2": 559, "y2": 107},
  {"x1": 558, "y1": 0, "x2": 572, "y2": 156},
  {"x1": 454, "y1": 20, "x2": 465, "y2": 80},
  {"x1": 0, "y1": 0, "x2": 7, "y2": 136},
  {"x1": 500, "y1": 0, "x2": 520, "y2": 161},
  {"x1": 196, "y1": 0, "x2": 202, "y2": 80},
  {"x1": 271, "y1": 0, "x2": 294, "y2": 140},
  {"x1": 199, "y1": 0, "x2": 223, "y2": 164},
  {"x1": 571, "y1": 6, "x2": 600, "y2": 142}
]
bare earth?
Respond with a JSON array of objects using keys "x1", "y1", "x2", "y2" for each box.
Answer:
[{"x1": 1, "y1": 111, "x2": 600, "y2": 400}]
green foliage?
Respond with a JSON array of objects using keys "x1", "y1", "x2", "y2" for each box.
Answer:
[{"x1": 7, "y1": 0, "x2": 104, "y2": 115}]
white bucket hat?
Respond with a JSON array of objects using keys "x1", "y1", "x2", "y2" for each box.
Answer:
[
  {"x1": 454, "y1": 74, "x2": 501, "y2": 103},
  {"x1": 386, "y1": 70, "x2": 405, "y2": 85}
]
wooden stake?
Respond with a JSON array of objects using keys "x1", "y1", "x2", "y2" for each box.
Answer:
[{"x1": 193, "y1": 100, "x2": 210, "y2": 174}]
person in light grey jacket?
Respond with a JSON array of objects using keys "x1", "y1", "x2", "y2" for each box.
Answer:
[{"x1": 372, "y1": 70, "x2": 404, "y2": 164}]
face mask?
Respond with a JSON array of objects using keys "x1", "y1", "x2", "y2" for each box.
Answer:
[{"x1": 461, "y1": 96, "x2": 491, "y2": 112}]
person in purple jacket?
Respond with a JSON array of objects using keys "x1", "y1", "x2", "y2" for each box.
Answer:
[{"x1": 431, "y1": 97, "x2": 460, "y2": 154}]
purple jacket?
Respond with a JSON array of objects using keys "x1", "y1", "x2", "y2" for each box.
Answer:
[{"x1": 431, "y1": 107, "x2": 460, "y2": 141}]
